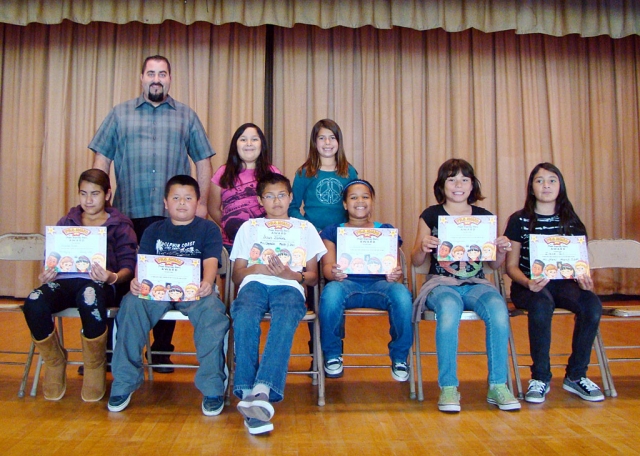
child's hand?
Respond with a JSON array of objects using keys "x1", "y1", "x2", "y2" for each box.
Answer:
[
  {"x1": 330, "y1": 264, "x2": 348, "y2": 282},
  {"x1": 266, "y1": 254, "x2": 289, "y2": 278},
  {"x1": 528, "y1": 277, "x2": 549, "y2": 292},
  {"x1": 38, "y1": 266, "x2": 57, "y2": 284},
  {"x1": 421, "y1": 235, "x2": 440, "y2": 253},
  {"x1": 385, "y1": 266, "x2": 403, "y2": 283},
  {"x1": 89, "y1": 262, "x2": 112, "y2": 283},
  {"x1": 130, "y1": 278, "x2": 141, "y2": 296},
  {"x1": 494, "y1": 236, "x2": 512, "y2": 255},
  {"x1": 197, "y1": 281, "x2": 213, "y2": 298},
  {"x1": 576, "y1": 273, "x2": 594, "y2": 291}
]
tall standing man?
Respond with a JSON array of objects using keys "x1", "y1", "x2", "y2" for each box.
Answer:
[{"x1": 90, "y1": 55, "x2": 215, "y2": 372}]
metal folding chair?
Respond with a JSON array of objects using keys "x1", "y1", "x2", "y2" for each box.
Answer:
[
  {"x1": 144, "y1": 247, "x2": 232, "y2": 382},
  {"x1": 411, "y1": 257, "x2": 518, "y2": 402},
  {"x1": 584, "y1": 238, "x2": 640, "y2": 397},
  {"x1": 330, "y1": 250, "x2": 415, "y2": 399},
  {"x1": 0, "y1": 233, "x2": 45, "y2": 397},
  {"x1": 225, "y1": 260, "x2": 325, "y2": 406},
  {"x1": 505, "y1": 239, "x2": 620, "y2": 398},
  {"x1": 30, "y1": 307, "x2": 119, "y2": 397}
]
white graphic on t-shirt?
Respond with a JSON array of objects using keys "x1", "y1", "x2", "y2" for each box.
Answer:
[
  {"x1": 155, "y1": 240, "x2": 200, "y2": 257},
  {"x1": 316, "y1": 177, "x2": 344, "y2": 205}
]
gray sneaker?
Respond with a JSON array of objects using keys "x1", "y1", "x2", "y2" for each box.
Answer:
[
  {"x1": 244, "y1": 417, "x2": 274, "y2": 435},
  {"x1": 525, "y1": 379, "x2": 550, "y2": 403},
  {"x1": 237, "y1": 392, "x2": 275, "y2": 421},
  {"x1": 562, "y1": 376, "x2": 605, "y2": 402},
  {"x1": 438, "y1": 386, "x2": 461, "y2": 412}
]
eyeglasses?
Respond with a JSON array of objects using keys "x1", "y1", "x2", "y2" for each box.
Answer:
[{"x1": 261, "y1": 193, "x2": 289, "y2": 201}]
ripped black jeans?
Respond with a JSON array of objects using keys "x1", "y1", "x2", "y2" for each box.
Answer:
[{"x1": 23, "y1": 278, "x2": 114, "y2": 340}]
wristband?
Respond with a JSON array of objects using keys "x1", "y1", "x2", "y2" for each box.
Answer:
[
  {"x1": 297, "y1": 272, "x2": 305, "y2": 285},
  {"x1": 108, "y1": 272, "x2": 118, "y2": 285}
]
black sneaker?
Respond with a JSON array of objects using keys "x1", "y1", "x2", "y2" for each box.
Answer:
[
  {"x1": 107, "y1": 393, "x2": 132, "y2": 412},
  {"x1": 148, "y1": 354, "x2": 174, "y2": 374},
  {"x1": 562, "y1": 376, "x2": 605, "y2": 402},
  {"x1": 391, "y1": 361, "x2": 409, "y2": 382},
  {"x1": 244, "y1": 417, "x2": 274, "y2": 435},
  {"x1": 202, "y1": 396, "x2": 224, "y2": 416}
]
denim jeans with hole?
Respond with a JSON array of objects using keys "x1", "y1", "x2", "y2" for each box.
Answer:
[
  {"x1": 231, "y1": 281, "x2": 307, "y2": 402},
  {"x1": 510, "y1": 280, "x2": 602, "y2": 383},
  {"x1": 426, "y1": 283, "x2": 510, "y2": 387},
  {"x1": 319, "y1": 277, "x2": 413, "y2": 363}
]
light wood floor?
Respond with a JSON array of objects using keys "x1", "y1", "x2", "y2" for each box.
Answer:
[{"x1": 2, "y1": 298, "x2": 640, "y2": 455}]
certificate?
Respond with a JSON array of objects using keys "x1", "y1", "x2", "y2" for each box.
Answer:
[
  {"x1": 137, "y1": 254, "x2": 201, "y2": 302},
  {"x1": 528, "y1": 234, "x2": 590, "y2": 280},
  {"x1": 336, "y1": 227, "x2": 398, "y2": 275},
  {"x1": 437, "y1": 215, "x2": 497, "y2": 262},
  {"x1": 45, "y1": 226, "x2": 107, "y2": 275},
  {"x1": 244, "y1": 218, "x2": 312, "y2": 272}
]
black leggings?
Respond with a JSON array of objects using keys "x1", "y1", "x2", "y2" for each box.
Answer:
[{"x1": 23, "y1": 278, "x2": 114, "y2": 340}]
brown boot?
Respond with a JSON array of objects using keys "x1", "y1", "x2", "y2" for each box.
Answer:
[
  {"x1": 33, "y1": 330, "x2": 67, "y2": 400},
  {"x1": 81, "y1": 329, "x2": 108, "y2": 402}
]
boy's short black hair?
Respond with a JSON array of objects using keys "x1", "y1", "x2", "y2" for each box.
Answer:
[
  {"x1": 164, "y1": 175, "x2": 200, "y2": 200},
  {"x1": 256, "y1": 172, "x2": 292, "y2": 197}
]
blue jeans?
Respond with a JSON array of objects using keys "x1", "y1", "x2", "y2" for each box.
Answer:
[
  {"x1": 231, "y1": 282, "x2": 307, "y2": 403},
  {"x1": 110, "y1": 292, "x2": 229, "y2": 398},
  {"x1": 510, "y1": 280, "x2": 602, "y2": 383},
  {"x1": 425, "y1": 283, "x2": 509, "y2": 387},
  {"x1": 319, "y1": 277, "x2": 413, "y2": 363}
]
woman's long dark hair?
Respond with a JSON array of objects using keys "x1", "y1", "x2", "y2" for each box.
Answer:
[
  {"x1": 219, "y1": 123, "x2": 273, "y2": 189},
  {"x1": 523, "y1": 162, "x2": 586, "y2": 236}
]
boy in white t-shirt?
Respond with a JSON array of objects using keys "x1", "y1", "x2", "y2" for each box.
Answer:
[{"x1": 229, "y1": 173, "x2": 326, "y2": 435}]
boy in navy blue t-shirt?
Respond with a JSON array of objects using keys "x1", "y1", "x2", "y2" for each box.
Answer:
[{"x1": 108, "y1": 175, "x2": 229, "y2": 416}]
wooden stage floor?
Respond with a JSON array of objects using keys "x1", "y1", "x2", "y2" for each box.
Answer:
[{"x1": 2, "y1": 298, "x2": 640, "y2": 455}]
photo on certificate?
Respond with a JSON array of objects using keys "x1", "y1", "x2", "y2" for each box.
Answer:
[
  {"x1": 436, "y1": 215, "x2": 498, "y2": 262},
  {"x1": 528, "y1": 234, "x2": 590, "y2": 280},
  {"x1": 336, "y1": 227, "x2": 399, "y2": 275},
  {"x1": 45, "y1": 226, "x2": 107, "y2": 275},
  {"x1": 245, "y1": 218, "x2": 312, "y2": 272},
  {"x1": 137, "y1": 254, "x2": 201, "y2": 302}
]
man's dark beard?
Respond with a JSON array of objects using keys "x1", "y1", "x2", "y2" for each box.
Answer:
[{"x1": 147, "y1": 85, "x2": 165, "y2": 102}]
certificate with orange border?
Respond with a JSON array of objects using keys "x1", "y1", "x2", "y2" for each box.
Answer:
[
  {"x1": 436, "y1": 215, "x2": 497, "y2": 262},
  {"x1": 336, "y1": 227, "x2": 398, "y2": 275},
  {"x1": 44, "y1": 226, "x2": 107, "y2": 275},
  {"x1": 245, "y1": 218, "x2": 312, "y2": 272},
  {"x1": 137, "y1": 254, "x2": 201, "y2": 302},
  {"x1": 528, "y1": 235, "x2": 590, "y2": 280}
]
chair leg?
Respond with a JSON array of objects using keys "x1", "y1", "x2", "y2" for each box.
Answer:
[
  {"x1": 414, "y1": 321, "x2": 425, "y2": 402},
  {"x1": 314, "y1": 314, "x2": 325, "y2": 406},
  {"x1": 593, "y1": 328, "x2": 617, "y2": 397},
  {"x1": 408, "y1": 343, "x2": 416, "y2": 400},
  {"x1": 30, "y1": 355, "x2": 43, "y2": 397},
  {"x1": 508, "y1": 324, "x2": 524, "y2": 399},
  {"x1": 18, "y1": 340, "x2": 36, "y2": 398},
  {"x1": 146, "y1": 336, "x2": 154, "y2": 381},
  {"x1": 225, "y1": 330, "x2": 235, "y2": 406}
]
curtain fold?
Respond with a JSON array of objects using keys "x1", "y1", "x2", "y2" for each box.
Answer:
[{"x1": 1, "y1": 0, "x2": 640, "y2": 38}]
